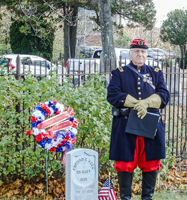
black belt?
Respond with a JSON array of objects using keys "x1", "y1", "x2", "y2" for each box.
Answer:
[{"x1": 112, "y1": 107, "x2": 158, "y2": 117}]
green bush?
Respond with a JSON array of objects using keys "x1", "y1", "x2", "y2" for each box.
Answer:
[
  {"x1": 9, "y1": 19, "x2": 55, "y2": 60},
  {"x1": 176, "y1": 56, "x2": 187, "y2": 69},
  {"x1": 163, "y1": 58, "x2": 173, "y2": 68},
  {"x1": 175, "y1": 51, "x2": 187, "y2": 69},
  {"x1": 0, "y1": 73, "x2": 113, "y2": 181}
]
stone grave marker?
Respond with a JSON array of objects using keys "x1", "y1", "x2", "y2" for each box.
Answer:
[{"x1": 65, "y1": 148, "x2": 98, "y2": 200}]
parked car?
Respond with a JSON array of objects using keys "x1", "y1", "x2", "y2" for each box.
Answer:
[
  {"x1": 66, "y1": 48, "x2": 129, "y2": 79},
  {"x1": 151, "y1": 48, "x2": 174, "y2": 59},
  {"x1": 66, "y1": 48, "x2": 162, "y2": 86},
  {"x1": 0, "y1": 54, "x2": 67, "y2": 83},
  {"x1": 147, "y1": 48, "x2": 165, "y2": 61},
  {"x1": 0, "y1": 54, "x2": 56, "y2": 73}
]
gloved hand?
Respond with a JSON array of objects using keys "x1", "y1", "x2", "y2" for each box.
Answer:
[
  {"x1": 124, "y1": 95, "x2": 138, "y2": 107},
  {"x1": 136, "y1": 108, "x2": 147, "y2": 119},
  {"x1": 134, "y1": 94, "x2": 161, "y2": 119}
]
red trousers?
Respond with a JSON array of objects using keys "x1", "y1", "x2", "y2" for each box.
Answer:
[{"x1": 114, "y1": 136, "x2": 162, "y2": 173}]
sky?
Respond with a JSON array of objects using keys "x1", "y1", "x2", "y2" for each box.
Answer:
[{"x1": 152, "y1": 0, "x2": 187, "y2": 26}]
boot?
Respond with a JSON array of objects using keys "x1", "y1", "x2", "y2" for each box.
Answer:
[
  {"x1": 118, "y1": 172, "x2": 133, "y2": 200},
  {"x1": 141, "y1": 171, "x2": 157, "y2": 200}
]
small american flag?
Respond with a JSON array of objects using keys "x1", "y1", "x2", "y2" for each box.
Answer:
[{"x1": 98, "y1": 177, "x2": 117, "y2": 200}]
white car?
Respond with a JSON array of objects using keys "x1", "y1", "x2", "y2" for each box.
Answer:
[
  {"x1": 0, "y1": 54, "x2": 56, "y2": 74},
  {"x1": 0, "y1": 54, "x2": 67, "y2": 83}
]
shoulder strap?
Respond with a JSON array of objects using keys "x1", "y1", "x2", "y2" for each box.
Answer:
[{"x1": 127, "y1": 64, "x2": 155, "y2": 90}]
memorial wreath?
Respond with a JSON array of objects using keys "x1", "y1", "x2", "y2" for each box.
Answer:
[{"x1": 26, "y1": 100, "x2": 78, "y2": 165}]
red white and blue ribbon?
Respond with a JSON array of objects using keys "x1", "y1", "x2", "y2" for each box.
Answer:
[{"x1": 26, "y1": 100, "x2": 78, "y2": 166}]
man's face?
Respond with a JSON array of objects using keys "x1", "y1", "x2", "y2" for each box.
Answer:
[{"x1": 129, "y1": 48, "x2": 147, "y2": 67}]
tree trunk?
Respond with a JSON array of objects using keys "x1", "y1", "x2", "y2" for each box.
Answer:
[
  {"x1": 70, "y1": 6, "x2": 78, "y2": 58},
  {"x1": 179, "y1": 45, "x2": 183, "y2": 60},
  {"x1": 98, "y1": 0, "x2": 116, "y2": 71},
  {"x1": 64, "y1": 5, "x2": 78, "y2": 64},
  {"x1": 179, "y1": 45, "x2": 187, "y2": 68},
  {"x1": 64, "y1": 18, "x2": 70, "y2": 65}
]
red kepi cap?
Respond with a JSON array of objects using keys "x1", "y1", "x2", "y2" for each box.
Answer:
[{"x1": 130, "y1": 39, "x2": 148, "y2": 49}]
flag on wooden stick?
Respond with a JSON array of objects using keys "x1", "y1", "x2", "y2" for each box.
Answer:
[{"x1": 98, "y1": 177, "x2": 117, "y2": 200}]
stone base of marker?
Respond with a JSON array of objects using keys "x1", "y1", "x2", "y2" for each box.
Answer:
[{"x1": 65, "y1": 148, "x2": 98, "y2": 200}]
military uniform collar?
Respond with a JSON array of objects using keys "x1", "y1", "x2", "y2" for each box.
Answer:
[{"x1": 129, "y1": 61, "x2": 146, "y2": 70}]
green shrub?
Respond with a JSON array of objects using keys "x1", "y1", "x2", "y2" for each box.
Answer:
[
  {"x1": 163, "y1": 58, "x2": 173, "y2": 68},
  {"x1": 176, "y1": 56, "x2": 187, "y2": 69},
  {"x1": 9, "y1": 19, "x2": 55, "y2": 60},
  {"x1": 0, "y1": 73, "x2": 113, "y2": 181}
]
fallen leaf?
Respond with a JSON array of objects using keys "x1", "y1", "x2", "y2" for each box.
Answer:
[
  {"x1": 24, "y1": 187, "x2": 29, "y2": 194},
  {"x1": 56, "y1": 187, "x2": 62, "y2": 194},
  {"x1": 53, "y1": 188, "x2": 56, "y2": 195},
  {"x1": 28, "y1": 191, "x2": 33, "y2": 198},
  {"x1": 35, "y1": 183, "x2": 45, "y2": 190},
  {"x1": 34, "y1": 189, "x2": 43, "y2": 196},
  {"x1": 6, "y1": 190, "x2": 14, "y2": 198},
  {"x1": 13, "y1": 189, "x2": 20, "y2": 195},
  {"x1": 9, "y1": 183, "x2": 16, "y2": 190},
  {"x1": 14, "y1": 179, "x2": 22, "y2": 188},
  {"x1": 48, "y1": 186, "x2": 53, "y2": 193}
]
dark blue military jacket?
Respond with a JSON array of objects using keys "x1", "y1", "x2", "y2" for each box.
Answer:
[{"x1": 107, "y1": 61, "x2": 170, "y2": 162}]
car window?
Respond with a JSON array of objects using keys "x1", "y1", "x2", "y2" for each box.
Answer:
[
  {"x1": 32, "y1": 60, "x2": 45, "y2": 67},
  {"x1": 32, "y1": 60, "x2": 54, "y2": 69},
  {"x1": 93, "y1": 50, "x2": 102, "y2": 58},
  {"x1": 21, "y1": 57, "x2": 32, "y2": 65}
]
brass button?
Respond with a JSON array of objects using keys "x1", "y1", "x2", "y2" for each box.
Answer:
[
  {"x1": 138, "y1": 87, "x2": 140, "y2": 90},
  {"x1": 139, "y1": 97, "x2": 142, "y2": 100},
  {"x1": 138, "y1": 92, "x2": 141, "y2": 95},
  {"x1": 138, "y1": 82, "x2": 140, "y2": 85},
  {"x1": 138, "y1": 78, "x2": 140, "y2": 80}
]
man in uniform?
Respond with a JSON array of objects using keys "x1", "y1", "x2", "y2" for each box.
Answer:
[{"x1": 107, "y1": 39, "x2": 170, "y2": 200}]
